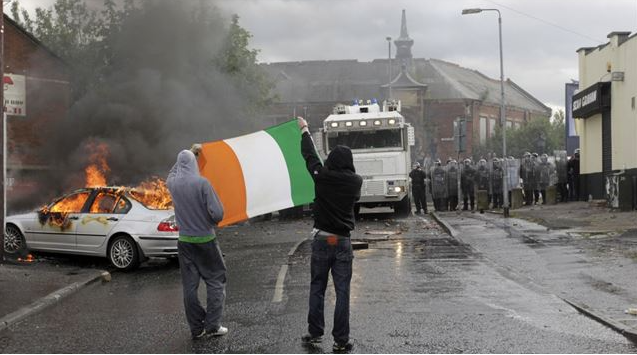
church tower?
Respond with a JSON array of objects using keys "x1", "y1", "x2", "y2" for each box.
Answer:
[{"x1": 394, "y1": 9, "x2": 414, "y2": 68}]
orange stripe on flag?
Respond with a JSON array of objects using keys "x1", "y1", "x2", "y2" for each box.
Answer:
[{"x1": 198, "y1": 141, "x2": 247, "y2": 227}]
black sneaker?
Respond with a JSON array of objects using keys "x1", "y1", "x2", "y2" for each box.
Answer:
[
  {"x1": 333, "y1": 341, "x2": 353, "y2": 352},
  {"x1": 301, "y1": 334, "x2": 322, "y2": 344}
]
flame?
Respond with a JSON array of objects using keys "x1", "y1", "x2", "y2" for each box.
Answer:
[
  {"x1": 130, "y1": 177, "x2": 173, "y2": 210},
  {"x1": 38, "y1": 142, "x2": 174, "y2": 231},
  {"x1": 17, "y1": 253, "x2": 35, "y2": 263},
  {"x1": 85, "y1": 141, "x2": 110, "y2": 188}
]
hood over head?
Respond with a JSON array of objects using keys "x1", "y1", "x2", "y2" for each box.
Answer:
[
  {"x1": 325, "y1": 145, "x2": 355, "y2": 172},
  {"x1": 169, "y1": 150, "x2": 200, "y2": 182}
]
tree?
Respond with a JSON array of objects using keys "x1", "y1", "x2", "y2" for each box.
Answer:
[
  {"x1": 214, "y1": 14, "x2": 276, "y2": 112},
  {"x1": 473, "y1": 110, "x2": 566, "y2": 159}
]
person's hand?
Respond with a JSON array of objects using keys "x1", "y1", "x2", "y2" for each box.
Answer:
[
  {"x1": 190, "y1": 143, "x2": 202, "y2": 157},
  {"x1": 297, "y1": 117, "x2": 309, "y2": 133}
]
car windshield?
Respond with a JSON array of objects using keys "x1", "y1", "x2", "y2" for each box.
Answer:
[{"x1": 327, "y1": 129, "x2": 403, "y2": 150}]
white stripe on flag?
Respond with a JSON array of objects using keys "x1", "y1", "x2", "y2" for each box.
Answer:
[{"x1": 224, "y1": 131, "x2": 293, "y2": 218}]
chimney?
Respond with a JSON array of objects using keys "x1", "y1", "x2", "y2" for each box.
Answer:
[{"x1": 607, "y1": 31, "x2": 631, "y2": 47}]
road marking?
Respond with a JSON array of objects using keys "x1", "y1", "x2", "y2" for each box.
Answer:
[{"x1": 272, "y1": 264, "x2": 288, "y2": 303}]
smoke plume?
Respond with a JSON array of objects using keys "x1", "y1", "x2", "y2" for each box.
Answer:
[{"x1": 10, "y1": 0, "x2": 265, "y2": 212}]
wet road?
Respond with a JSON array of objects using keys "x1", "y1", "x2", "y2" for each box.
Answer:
[{"x1": 0, "y1": 212, "x2": 635, "y2": 353}]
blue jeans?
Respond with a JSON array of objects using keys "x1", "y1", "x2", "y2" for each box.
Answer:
[{"x1": 308, "y1": 234, "x2": 353, "y2": 344}]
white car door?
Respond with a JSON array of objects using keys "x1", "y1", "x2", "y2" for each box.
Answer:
[
  {"x1": 75, "y1": 191, "x2": 126, "y2": 253},
  {"x1": 32, "y1": 191, "x2": 91, "y2": 252}
]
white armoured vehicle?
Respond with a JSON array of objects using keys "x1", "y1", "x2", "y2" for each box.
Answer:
[{"x1": 313, "y1": 99, "x2": 415, "y2": 215}]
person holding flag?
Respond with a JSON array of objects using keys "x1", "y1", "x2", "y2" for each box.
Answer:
[{"x1": 297, "y1": 117, "x2": 362, "y2": 353}]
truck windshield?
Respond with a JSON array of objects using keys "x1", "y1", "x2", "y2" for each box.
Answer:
[{"x1": 327, "y1": 129, "x2": 402, "y2": 150}]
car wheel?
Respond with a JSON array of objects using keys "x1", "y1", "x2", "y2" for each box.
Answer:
[
  {"x1": 4, "y1": 224, "x2": 27, "y2": 256},
  {"x1": 394, "y1": 196, "x2": 411, "y2": 217},
  {"x1": 108, "y1": 235, "x2": 140, "y2": 271}
]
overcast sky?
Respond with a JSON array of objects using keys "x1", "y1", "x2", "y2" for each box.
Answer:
[{"x1": 15, "y1": 0, "x2": 637, "y2": 111}]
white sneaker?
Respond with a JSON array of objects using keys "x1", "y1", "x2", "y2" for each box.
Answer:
[{"x1": 209, "y1": 326, "x2": 228, "y2": 336}]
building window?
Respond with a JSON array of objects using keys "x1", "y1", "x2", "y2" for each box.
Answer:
[
  {"x1": 489, "y1": 118, "x2": 496, "y2": 137},
  {"x1": 480, "y1": 117, "x2": 487, "y2": 144},
  {"x1": 506, "y1": 120, "x2": 513, "y2": 129},
  {"x1": 514, "y1": 122, "x2": 521, "y2": 130}
]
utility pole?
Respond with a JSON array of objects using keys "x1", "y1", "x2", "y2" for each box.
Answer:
[
  {"x1": 1, "y1": 0, "x2": 5, "y2": 262},
  {"x1": 386, "y1": 36, "x2": 392, "y2": 99}
]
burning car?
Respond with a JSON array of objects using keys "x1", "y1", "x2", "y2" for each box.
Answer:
[{"x1": 4, "y1": 184, "x2": 178, "y2": 271}]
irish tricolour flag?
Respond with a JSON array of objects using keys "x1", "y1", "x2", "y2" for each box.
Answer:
[{"x1": 197, "y1": 120, "x2": 315, "y2": 227}]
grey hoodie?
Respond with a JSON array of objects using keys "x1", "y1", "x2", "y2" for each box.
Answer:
[{"x1": 167, "y1": 150, "x2": 224, "y2": 237}]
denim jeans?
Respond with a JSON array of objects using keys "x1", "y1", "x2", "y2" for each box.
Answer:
[
  {"x1": 178, "y1": 240, "x2": 226, "y2": 337},
  {"x1": 307, "y1": 233, "x2": 353, "y2": 344}
]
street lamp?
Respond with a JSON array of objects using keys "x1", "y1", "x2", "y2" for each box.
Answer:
[
  {"x1": 386, "y1": 36, "x2": 392, "y2": 99},
  {"x1": 462, "y1": 7, "x2": 510, "y2": 217}
]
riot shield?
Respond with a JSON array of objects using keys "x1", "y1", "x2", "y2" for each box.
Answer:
[
  {"x1": 537, "y1": 157, "x2": 553, "y2": 189},
  {"x1": 505, "y1": 158, "x2": 521, "y2": 190},
  {"x1": 491, "y1": 163, "x2": 504, "y2": 195},
  {"x1": 431, "y1": 165, "x2": 448, "y2": 199},
  {"x1": 476, "y1": 164, "x2": 490, "y2": 192},
  {"x1": 460, "y1": 162, "x2": 476, "y2": 195},
  {"x1": 554, "y1": 150, "x2": 567, "y2": 184},
  {"x1": 446, "y1": 163, "x2": 459, "y2": 196}
]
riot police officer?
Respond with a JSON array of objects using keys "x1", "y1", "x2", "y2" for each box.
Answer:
[
  {"x1": 446, "y1": 160, "x2": 459, "y2": 211},
  {"x1": 491, "y1": 158, "x2": 504, "y2": 209},
  {"x1": 430, "y1": 159, "x2": 448, "y2": 211},
  {"x1": 409, "y1": 162, "x2": 428, "y2": 214},
  {"x1": 537, "y1": 153, "x2": 552, "y2": 204},
  {"x1": 531, "y1": 153, "x2": 540, "y2": 204},
  {"x1": 461, "y1": 159, "x2": 476, "y2": 211}
]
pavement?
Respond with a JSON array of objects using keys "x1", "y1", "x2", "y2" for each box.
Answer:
[
  {"x1": 431, "y1": 200, "x2": 637, "y2": 342},
  {"x1": 0, "y1": 255, "x2": 108, "y2": 331},
  {"x1": 3, "y1": 213, "x2": 635, "y2": 353}
]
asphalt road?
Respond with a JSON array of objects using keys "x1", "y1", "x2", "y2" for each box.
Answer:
[{"x1": 0, "y1": 212, "x2": 635, "y2": 353}]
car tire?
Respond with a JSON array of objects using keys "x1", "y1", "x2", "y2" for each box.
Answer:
[
  {"x1": 108, "y1": 235, "x2": 140, "y2": 271},
  {"x1": 394, "y1": 196, "x2": 411, "y2": 217},
  {"x1": 4, "y1": 224, "x2": 27, "y2": 256}
]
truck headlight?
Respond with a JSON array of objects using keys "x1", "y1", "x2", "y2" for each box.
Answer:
[
  {"x1": 388, "y1": 118, "x2": 396, "y2": 125},
  {"x1": 330, "y1": 122, "x2": 339, "y2": 128},
  {"x1": 359, "y1": 121, "x2": 367, "y2": 127},
  {"x1": 394, "y1": 186, "x2": 403, "y2": 193}
]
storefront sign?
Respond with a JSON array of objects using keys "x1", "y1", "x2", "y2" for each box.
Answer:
[
  {"x1": 572, "y1": 82, "x2": 610, "y2": 119},
  {"x1": 4, "y1": 73, "x2": 26, "y2": 116}
]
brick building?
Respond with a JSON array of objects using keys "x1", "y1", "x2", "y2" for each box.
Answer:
[
  {"x1": 260, "y1": 10, "x2": 551, "y2": 163},
  {"x1": 3, "y1": 14, "x2": 70, "y2": 206}
]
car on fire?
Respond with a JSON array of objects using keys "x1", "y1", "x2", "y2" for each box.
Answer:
[{"x1": 3, "y1": 186, "x2": 178, "y2": 270}]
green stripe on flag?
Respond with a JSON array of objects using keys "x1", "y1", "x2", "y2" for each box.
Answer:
[{"x1": 265, "y1": 120, "x2": 315, "y2": 206}]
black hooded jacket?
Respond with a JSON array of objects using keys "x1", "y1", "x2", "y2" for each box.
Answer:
[{"x1": 301, "y1": 132, "x2": 362, "y2": 237}]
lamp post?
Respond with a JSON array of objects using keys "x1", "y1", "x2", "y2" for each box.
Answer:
[
  {"x1": 462, "y1": 7, "x2": 509, "y2": 217},
  {"x1": 386, "y1": 36, "x2": 392, "y2": 99}
]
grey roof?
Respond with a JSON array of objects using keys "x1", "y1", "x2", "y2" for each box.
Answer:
[
  {"x1": 261, "y1": 57, "x2": 550, "y2": 114},
  {"x1": 382, "y1": 65, "x2": 427, "y2": 88}
]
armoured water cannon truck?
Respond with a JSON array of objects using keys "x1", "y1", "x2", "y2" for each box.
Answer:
[{"x1": 312, "y1": 99, "x2": 415, "y2": 216}]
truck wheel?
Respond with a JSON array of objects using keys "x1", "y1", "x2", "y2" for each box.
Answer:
[{"x1": 394, "y1": 196, "x2": 411, "y2": 217}]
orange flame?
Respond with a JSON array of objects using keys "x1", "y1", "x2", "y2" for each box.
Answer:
[
  {"x1": 38, "y1": 141, "x2": 173, "y2": 231},
  {"x1": 17, "y1": 253, "x2": 35, "y2": 263},
  {"x1": 85, "y1": 141, "x2": 110, "y2": 188},
  {"x1": 130, "y1": 177, "x2": 173, "y2": 210}
]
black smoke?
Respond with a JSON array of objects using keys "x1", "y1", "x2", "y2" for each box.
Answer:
[{"x1": 11, "y1": 0, "x2": 264, "y2": 212}]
